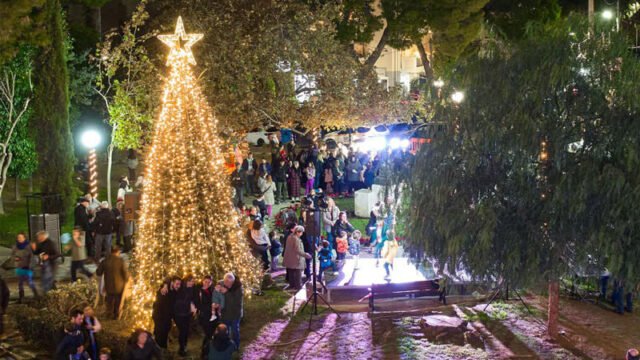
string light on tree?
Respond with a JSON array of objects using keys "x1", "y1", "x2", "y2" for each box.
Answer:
[
  {"x1": 129, "y1": 16, "x2": 262, "y2": 329},
  {"x1": 81, "y1": 129, "x2": 102, "y2": 198}
]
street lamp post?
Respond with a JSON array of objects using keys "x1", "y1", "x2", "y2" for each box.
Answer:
[{"x1": 81, "y1": 130, "x2": 102, "y2": 199}]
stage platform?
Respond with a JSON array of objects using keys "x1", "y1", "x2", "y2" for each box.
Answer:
[{"x1": 323, "y1": 256, "x2": 481, "y2": 304}]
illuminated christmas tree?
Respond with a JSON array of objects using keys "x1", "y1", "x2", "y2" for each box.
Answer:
[{"x1": 129, "y1": 17, "x2": 262, "y2": 328}]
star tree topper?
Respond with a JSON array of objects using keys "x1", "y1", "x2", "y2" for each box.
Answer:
[{"x1": 158, "y1": 16, "x2": 203, "y2": 65}]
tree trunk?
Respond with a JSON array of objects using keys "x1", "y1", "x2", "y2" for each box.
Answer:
[
  {"x1": 28, "y1": 176, "x2": 33, "y2": 192},
  {"x1": 14, "y1": 177, "x2": 20, "y2": 201},
  {"x1": 547, "y1": 280, "x2": 560, "y2": 338},
  {"x1": 107, "y1": 143, "x2": 114, "y2": 205},
  {"x1": 0, "y1": 196, "x2": 4, "y2": 215},
  {"x1": 415, "y1": 40, "x2": 434, "y2": 82},
  {"x1": 363, "y1": 26, "x2": 390, "y2": 72}
]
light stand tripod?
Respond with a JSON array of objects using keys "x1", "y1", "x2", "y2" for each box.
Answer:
[{"x1": 299, "y1": 245, "x2": 340, "y2": 329}]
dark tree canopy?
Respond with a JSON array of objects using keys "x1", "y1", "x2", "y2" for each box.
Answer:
[
  {"x1": 485, "y1": 0, "x2": 562, "y2": 40},
  {"x1": 32, "y1": 0, "x2": 76, "y2": 213},
  {"x1": 405, "y1": 17, "x2": 640, "y2": 289},
  {"x1": 0, "y1": 0, "x2": 47, "y2": 65}
]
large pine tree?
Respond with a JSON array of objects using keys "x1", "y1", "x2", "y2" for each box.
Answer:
[{"x1": 129, "y1": 17, "x2": 262, "y2": 328}]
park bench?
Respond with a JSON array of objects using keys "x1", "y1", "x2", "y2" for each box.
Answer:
[{"x1": 367, "y1": 279, "x2": 445, "y2": 311}]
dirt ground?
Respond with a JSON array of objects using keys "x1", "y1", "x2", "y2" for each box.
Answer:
[{"x1": 243, "y1": 294, "x2": 639, "y2": 360}]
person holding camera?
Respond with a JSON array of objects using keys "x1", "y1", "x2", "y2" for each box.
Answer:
[{"x1": 301, "y1": 197, "x2": 321, "y2": 279}]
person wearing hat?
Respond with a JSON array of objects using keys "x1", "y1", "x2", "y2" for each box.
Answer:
[
  {"x1": 627, "y1": 349, "x2": 640, "y2": 360},
  {"x1": 93, "y1": 201, "x2": 115, "y2": 263}
]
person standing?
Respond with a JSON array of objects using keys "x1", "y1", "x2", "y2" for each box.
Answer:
[
  {"x1": 32, "y1": 230, "x2": 61, "y2": 293},
  {"x1": 258, "y1": 158, "x2": 272, "y2": 178},
  {"x1": 272, "y1": 159, "x2": 288, "y2": 203},
  {"x1": 302, "y1": 201, "x2": 321, "y2": 278},
  {"x1": 381, "y1": 230, "x2": 399, "y2": 281},
  {"x1": 11, "y1": 232, "x2": 37, "y2": 302},
  {"x1": 241, "y1": 152, "x2": 258, "y2": 195},
  {"x1": 288, "y1": 161, "x2": 302, "y2": 202},
  {"x1": 96, "y1": 246, "x2": 130, "y2": 319},
  {"x1": 348, "y1": 230, "x2": 362, "y2": 269},
  {"x1": 283, "y1": 226, "x2": 311, "y2": 290},
  {"x1": 173, "y1": 275, "x2": 196, "y2": 356},
  {"x1": 68, "y1": 227, "x2": 93, "y2": 282},
  {"x1": 345, "y1": 155, "x2": 363, "y2": 195},
  {"x1": 74, "y1": 197, "x2": 94, "y2": 258},
  {"x1": 262, "y1": 175, "x2": 276, "y2": 217},
  {"x1": 305, "y1": 163, "x2": 316, "y2": 195},
  {"x1": 93, "y1": 201, "x2": 115, "y2": 263},
  {"x1": 370, "y1": 220, "x2": 388, "y2": 266},
  {"x1": 323, "y1": 165, "x2": 334, "y2": 195},
  {"x1": 230, "y1": 165, "x2": 245, "y2": 206},
  {"x1": 196, "y1": 275, "x2": 215, "y2": 344},
  {"x1": 221, "y1": 273, "x2": 243, "y2": 348},
  {"x1": 152, "y1": 281, "x2": 173, "y2": 349},
  {"x1": 322, "y1": 198, "x2": 340, "y2": 249}
]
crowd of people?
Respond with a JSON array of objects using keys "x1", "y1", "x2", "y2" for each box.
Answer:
[{"x1": 230, "y1": 138, "x2": 414, "y2": 212}]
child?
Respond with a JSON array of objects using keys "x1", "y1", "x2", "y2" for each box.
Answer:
[
  {"x1": 348, "y1": 230, "x2": 362, "y2": 270},
  {"x1": 381, "y1": 230, "x2": 399, "y2": 281},
  {"x1": 317, "y1": 240, "x2": 335, "y2": 282},
  {"x1": 323, "y1": 167, "x2": 334, "y2": 195},
  {"x1": 70, "y1": 344, "x2": 91, "y2": 360},
  {"x1": 210, "y1": 281, "x2": 227, "y2": 322},
  {"x1": 98, "y1": 348, "x2": 111, "y2": 360},
  {"x1": 335, "y1": 231, "x2": 349, "y2": 261},
  {"x1": 269, "y1": 231, "x2": 282, "y2": 272}
]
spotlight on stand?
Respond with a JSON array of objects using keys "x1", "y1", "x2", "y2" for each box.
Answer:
[{"x1": 81, "y1": 129, "x2": 102, "y2": 199}]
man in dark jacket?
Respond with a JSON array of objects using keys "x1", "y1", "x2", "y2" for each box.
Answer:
[
  {"x1": 196, "y1": 275, "x2": 215, "y2": 349},
  {"x1": 55, "y1": 309, "x2": 86, "y2": 359},
  {"x1": 125, "y1": 329, "x2": 163, "y2": 360},
  {"x1": 173, "y1": 275, "x2": 196, "y2": 356},
  {"x1": 221, "y1": 273, "x2": 243, "y2": 347},
  {"x1": 96, "y1": 246, "x2": 129, "y2": 319},
  {"x1": 32, "y1": 230, "x2": 61, "y2": 293},
  {"x1": 93, "y1": 201, "x2": 115, "y2": 262},
  {"x1": 152, "y1": 280, "x2": 174, "y2": 349},
  {"x1": 272, "y1": 159, "x2": 288, "y2": 203},
  {"x1": 241, "y1": 153, "x2": 258, "y2": 194},
  {"x1": 74, "y1": 198, "x2": 94, "y2": 257},
  {"x1": 230, "y1": 165, "x2": 245, "y2": 206}
]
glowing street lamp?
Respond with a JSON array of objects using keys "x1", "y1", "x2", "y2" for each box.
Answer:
[
  {"x1": 433, "y1": 79, "x2": 444, "y2": 88},
  {"x1": 451, "y1": 91, "x2": 465, "y2": 104},
  {"x1": 81, "y1": 129, "x2": 102, "y2": 199},
  {"x1": 601, "y1": 9, "x2": 614, "y2": 20}
]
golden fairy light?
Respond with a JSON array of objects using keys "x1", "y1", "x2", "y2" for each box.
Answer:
[{"x1": 129, "y1": 16, "x2": 263, "y2": 329}]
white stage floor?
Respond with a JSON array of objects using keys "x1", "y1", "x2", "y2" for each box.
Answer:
[{"x1": 328, "y1": 257, "x2": 429, "y2": 287}]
